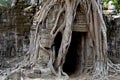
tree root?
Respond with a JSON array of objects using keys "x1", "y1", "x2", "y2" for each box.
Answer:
[
  {"x1": 91, "y1": 72, "x2": 109, "y2": 80},
  {"x1": 4, "y1": 0, "x2": 110, "y2": 80},
  {"x1": 107, "y1": 59, "x2": 120, "y2": 77}
]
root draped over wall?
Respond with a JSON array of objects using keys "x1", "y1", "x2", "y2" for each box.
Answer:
[{"x1": 23, "y1": 0, "x2": 108, "y2": 79}]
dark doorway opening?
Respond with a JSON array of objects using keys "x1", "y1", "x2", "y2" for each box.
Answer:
[
  {"x1": 53, "y1": 32, "x2": 86, "y2": 76},
  {"x1": 54, "y1": 32, "x2": 62, "y2": 58},
  {"x1": 63, "y1": 32, "x2": 83, "y2": 76}
]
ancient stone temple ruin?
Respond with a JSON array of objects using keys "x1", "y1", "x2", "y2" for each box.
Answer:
[
  {"x1": 0, "y1": 0, "x2": 110, "y2": 79},
  {"x1": 0, "y1": 1, "x2": 103, "y2": 76},
  {"x1": 0, "y1": 2, "x2": 31, "y2": 68},
  {"x1": 30, "y1": 4, "x2": 91, "y2": 76},
  {"x1": 103, "y1": 0, "x2": 120, "y2": 64},
  {"x1": 107, "y1": 17, "x2": 120, "y2": 63}
]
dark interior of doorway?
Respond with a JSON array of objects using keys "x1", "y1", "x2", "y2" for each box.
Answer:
[
  {"x1": 54, "y1": 32, "x2": 83, "y2": 76},
  {"x1": 63, "y1": 32, "x2": 82, "y2": 76}
]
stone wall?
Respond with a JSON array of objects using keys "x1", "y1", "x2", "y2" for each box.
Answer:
[
  {"x1": 107, "y1": 17, "x2": 120, "y2": 63},
  {"x1": 0, "y1": 2, "x2": 32, "y2": 62}
]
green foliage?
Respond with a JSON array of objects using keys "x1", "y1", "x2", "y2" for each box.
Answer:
[
  {"x1": 0, "y1": 0, "x2": 11, "y2": 7},
  {"x1": 103, "y1": 0, "x2": 120, "y2": 13},
  {"x1": 103, "y1": 0, "x2": 109, "y2": 8}
]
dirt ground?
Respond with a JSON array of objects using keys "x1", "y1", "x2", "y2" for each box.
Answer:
[
  {"x1": 0, "y1": 56, "x2": 120, "y2": 80},
  {"x1": 1, "y1": 72, "x2": 120, "y2": 80}
]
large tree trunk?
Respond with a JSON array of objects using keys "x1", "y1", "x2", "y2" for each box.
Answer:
[
  {"x1": 8, "y1": 0, "x2": 109, "y2": 79},
  {"x1": 26, "y1": 0, "x2": 108, "y2": 78}
]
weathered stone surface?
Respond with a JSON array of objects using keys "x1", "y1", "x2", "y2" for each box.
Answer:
[
  {"x1": 107, "y1": 17, "x2": 120, "y2": 63},
  {"x1": 5, "y1": 71, "x2": 25, "y2": 80},
  {"x1": 0, "y1": 2, "x2": 32, "y2": 68},
  {"x1": 39, "y1": 50, "x2": 49, "y2": 64}
]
